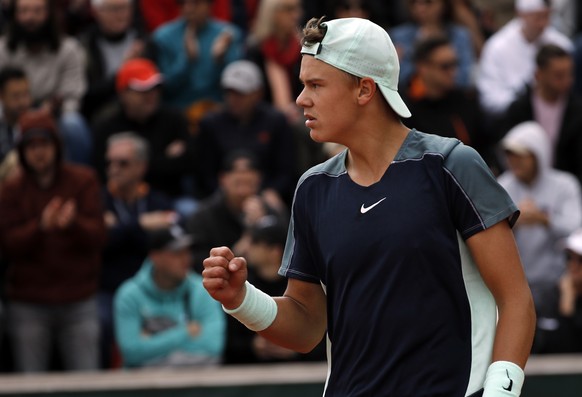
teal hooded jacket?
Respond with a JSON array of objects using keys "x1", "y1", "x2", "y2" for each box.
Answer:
[{"x1": 114, "y1": 259, "x2": 226, "y2": 367}]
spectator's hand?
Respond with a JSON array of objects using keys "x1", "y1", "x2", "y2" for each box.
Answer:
[
  {"x1": 281, "y1": 102, "x2": 302, "y2": 126},
  {"x1": 41, "y1": 197, "x2": 63, "y2": 230},
  {"x1": 184, "y1": 26, "x2": 199, "y2": 60},
  {"x1": 211, "y1": 29, "x2": 233, "y2": 62},
  {"x1": 139, "y1": 211, "x2": 178, "y2": 230},
  {"x1": 187, "y1": 321, "x2": 201, "y2": 338},
  {"x1": 559, "y1": 273, "x2": 577, "y2": 316},
  {"x1": 516, "y1": 199, "x2": 549, "y2": 226},
  {"x1": 261, "y1": 188, "x2": 286, "y2": 213},
  {"x1": 40, "y1": 96, "x2": 63, "y2": 117},
  {"x1": 252, "y1": 335, "x2": 298, "y2": 360},
  {"x1": 242, "y1": 195, "x2": 267, "y2": 227},
  {"x1": 104, "y1": 211, "x2": 118, "y2": 228},
  {"x1": 56, "y1": 199, "x2": 77, "y2": 229},
  {"x1": 165, "y1": 140, "x2": 186, "y2": 158},
  {"x1": 202, "y1": 246, "x2": 248, "y2": 310},
  {"x1": 232, "y1": 232, "x2": 251, "y2": 257}
]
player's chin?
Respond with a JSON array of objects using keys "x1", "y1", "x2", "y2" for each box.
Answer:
[{"x1": 309, "y1": 129, "x2": 327, "y2": 143}]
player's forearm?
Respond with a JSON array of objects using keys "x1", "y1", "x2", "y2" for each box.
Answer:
[
  {"x1": 258, "y1": 295, "x2": 327, "y2": 354},
  {"x1": 491, "y1": 288, "x2": 536, "y2": 368}
]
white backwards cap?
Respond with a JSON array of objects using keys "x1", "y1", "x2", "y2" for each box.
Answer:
[{"x1": 301, "y1": 18, "x2": 411, "y2": 118}]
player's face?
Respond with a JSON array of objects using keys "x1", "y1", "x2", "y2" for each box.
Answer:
[{"x1": 296, "y1": 56, "x2": 360, "y2": 144}]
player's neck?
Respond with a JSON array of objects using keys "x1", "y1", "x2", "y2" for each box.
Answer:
[{"x1": 345, "y1": 121, "x2": 410, "y2": 187}]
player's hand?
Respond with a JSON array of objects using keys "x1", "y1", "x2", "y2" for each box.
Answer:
[{"x1": 202, "y1": 246, "x2": 248, "y2": 309}]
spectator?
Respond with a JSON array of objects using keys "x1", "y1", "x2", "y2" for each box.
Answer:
[
  {"x1": 246, "y1": 0, "x2": 324, "y2": 177},
  {"x1": 80, "y1": 0, "x2": 147, "y2": 123},
  {"x1": 531, "y1": 228, "x2": 582, "y2": 353},
  {"x1": 136, "y1": 0, "x2": 180, "y2": 33},
  {"x1": 186, "y1": 150, "x2": 287, "y2": 273},
  {"x1": 472, "y1": 0, "x2": 516, "y2": 33},
  {"x1": 333, "y1": 0, "x2": 371, "y2": 19},
  {"x1": 224, "y1": 215, "x2": 326, "y2": 364},
  {"x1": 499, "y1": 44, "x2": 582, "y2": 183},
  {"x1": 246, "y1": 0, "x2": 303, "y2": 124},
  {"x1": 0, "y1": 0, "x2": 93, "y2": 165},
  {"x1": 211, "y1": 0, "x2": 259, "y2": 34},
  {"x1": 449, "y1": 0, "x2": 487, "y2": 56},
  {"x1": 0, "y1": 110, "x2": 106, "y2": 372},
  {"x1": 498, "y1": 121, "x2": 582, "y2": 330},
  {"x1": 390, "y1": 0, "x2": 476, "y2": 88},
  {"x1": 99, "y1": 132, "x2": 177, "y2": 368},
  {"x1": 476, "y1": 0, "x2": 573, "y2": 116},
  {"x1": 114, "y1": 225, "x2": 226, "y2": 368},
  {"x1": 402, "y1": 35, "x2": 495, "y2": 167},
  {"x1": 0, "y1": 67, "x2": 32, "y2": 165},
  {"x1": 92, "y1": 58, "x2": 198, "y2": 215},
  {"x1": 550, "y1": 0, "x2": 577, "y2": 38},
  {"x1": 53, "y1": 0, "x2": 95, "y2": 36},
  {"x1": 196, "y1": 60, "x2": 296, "y2": 205},
  {"x1": 149, "y1": 0, "x2": 244, "y2": 109}
]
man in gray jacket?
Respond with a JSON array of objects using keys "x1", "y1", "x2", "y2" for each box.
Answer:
[{"x1": 498, "y1": 120, "x2": 582, "y2": 326}]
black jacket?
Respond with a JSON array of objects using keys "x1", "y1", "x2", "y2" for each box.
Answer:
[{"x1": 499, "y1": 85, "x2": 582, "y2": 184}]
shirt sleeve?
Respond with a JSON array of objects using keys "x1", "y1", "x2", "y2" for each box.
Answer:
[
  {"x1": 278, "y1": 178, "x2": 322, "y2": 283},
  {"x1": 443, "y1": 143, "x2": 519, "y2": 240}
]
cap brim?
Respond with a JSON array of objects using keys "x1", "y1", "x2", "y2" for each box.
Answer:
[
  {"x1": 128, "y1": 75, "x2": 163, "y2": 91},
  {"x1": 163, "y1": 235, "x2": 194, "y2": 251},
  {"x1": 378, "y1": 85, "x2": 411, "y2": 118},
  {"x1": 502, "y1": 141, "x2": 531, "y2": 156}
]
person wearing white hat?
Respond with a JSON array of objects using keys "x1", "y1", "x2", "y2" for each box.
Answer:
[
  {"x1": 195, "y1": 59, "x2": 297, "y2": 205},
  {"x1": 528, "y1": 229, "x2": 582, "y2": 353},
  {"x1": 203, "y1": 16, "x2": 535, "y2": 397},
  {"x1": 477, "y1": 0, "x2": 573, "y2": 116},
  {"x1": 498, "y1": 121, "x2": 582, "y2": 354}
]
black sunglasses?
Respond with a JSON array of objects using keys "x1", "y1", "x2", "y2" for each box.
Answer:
[{"x1": 106, "y1": 158, "x2": 132, "y2": 168}]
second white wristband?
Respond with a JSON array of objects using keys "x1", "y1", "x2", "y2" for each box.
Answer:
[{"x1": 223, "y1": 281, "x2": 278, "y2": 332}]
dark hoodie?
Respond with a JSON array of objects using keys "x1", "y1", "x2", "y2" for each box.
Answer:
[{"x1": 0, "y1": 110, "x2": 106, "y2": 304}]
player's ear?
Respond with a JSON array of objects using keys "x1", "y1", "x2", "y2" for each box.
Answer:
[{"x1": 357, "y1": 77, "x2": 376, "y2": 105}]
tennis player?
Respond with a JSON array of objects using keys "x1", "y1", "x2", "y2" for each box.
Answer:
[{"x1": 203, "y1": 17, "x2": 535, "y2": 397}]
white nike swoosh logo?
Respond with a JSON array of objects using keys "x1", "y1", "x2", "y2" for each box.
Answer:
[{"x1": 360, "y1": 197, "x2": 387, "y2": 214}]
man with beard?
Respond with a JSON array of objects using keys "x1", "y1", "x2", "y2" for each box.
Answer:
[
  {"x1": 0, "y1": 0, "x2": 92, "y2": 165},
  {"x1": 0, "y1": 110, "x2": 106, "y2": 372}
]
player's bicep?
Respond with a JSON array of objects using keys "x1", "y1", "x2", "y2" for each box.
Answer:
[{"x1": 465, "y1": 221, "x2": 528, "y2": 303}]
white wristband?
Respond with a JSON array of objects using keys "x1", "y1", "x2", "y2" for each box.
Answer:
[
  {"x1": 222, "y1": 281, "x2": 278, "y2": 332},
  {"x1": 483, "y1": 361, "x2": 525, "y2": 397}
]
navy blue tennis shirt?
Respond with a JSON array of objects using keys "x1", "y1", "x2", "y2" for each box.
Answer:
[{"x1": 279, "y1": 129, "x2": 519, "y2": 396}]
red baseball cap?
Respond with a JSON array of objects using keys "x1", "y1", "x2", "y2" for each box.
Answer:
[{"x1": 116, "y1": 58, "x2": 163, "y2": 92}]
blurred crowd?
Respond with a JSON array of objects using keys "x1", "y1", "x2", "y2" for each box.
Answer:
[{"x1": 0, "y1": 0, "x2": 581, "y2": 373}]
